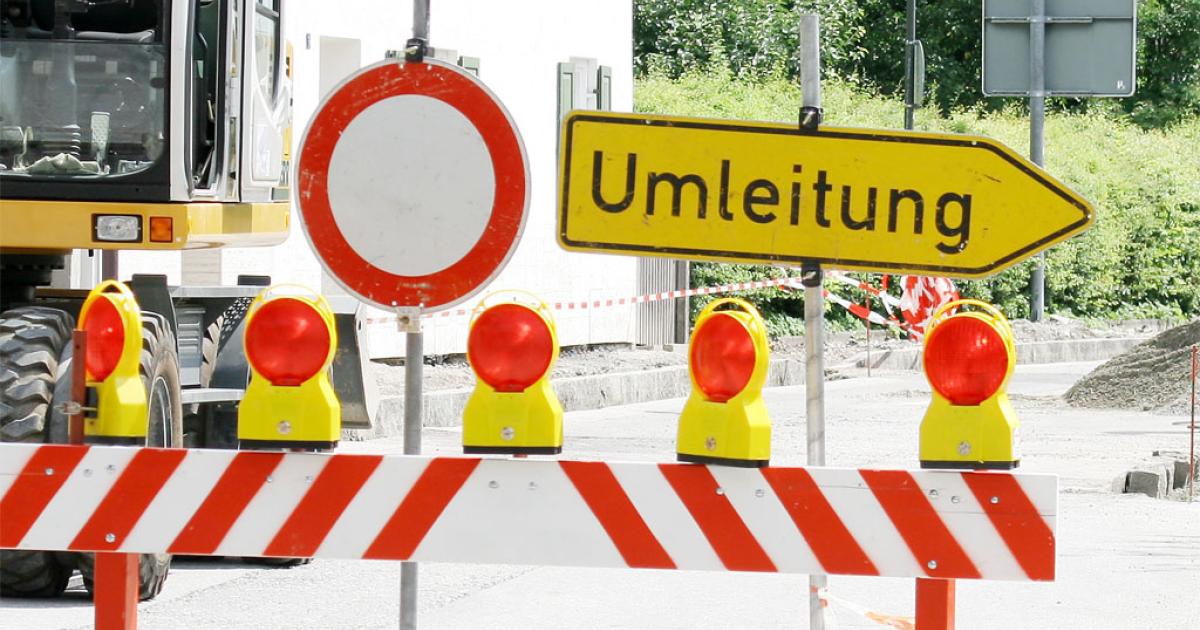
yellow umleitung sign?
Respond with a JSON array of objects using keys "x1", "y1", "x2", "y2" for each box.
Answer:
[{"x1": 557, "y1": 111, "x2": 1093, "y2": 278}]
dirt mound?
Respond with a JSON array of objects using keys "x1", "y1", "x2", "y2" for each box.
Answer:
[{"x1": 1065, "y1": 319, "x2": 1200, "y2": 413}]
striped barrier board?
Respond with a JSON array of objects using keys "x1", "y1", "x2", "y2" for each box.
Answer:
[{"x1": 0, "y1": 444, "x2": 1057, "y2": 581}]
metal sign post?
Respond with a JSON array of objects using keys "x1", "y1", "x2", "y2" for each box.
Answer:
[
  {"x1": 1029, "y1": 0, "x2": 1047, "y2": 322},
  {"x1": 399, "y1": 309, "x2": 423, "y2": 630},
  {"x1": 401, "y1": 2, "x2": 429, "y2": 627},
  {"x1": 903, "y1": 0, "x2": 918, "y2": 131},
  {"x1": 799, "y1": 14, "x2": 826, "y2": 630},
  {"x1": 982, "y1": 0, "x2": 1137, "y2": 321}
]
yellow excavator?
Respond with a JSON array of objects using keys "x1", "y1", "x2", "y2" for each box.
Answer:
[{"x1": 0, "y1": 0, "x2": 375, "y2": 600}]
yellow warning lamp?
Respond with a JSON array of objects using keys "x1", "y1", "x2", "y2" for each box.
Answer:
[
  {"x1": 77, "y1": 280, "x2": 147, "y2": 442},
  {"x1": 462, "y1": 292, "x2": 563, "y2": 455},
  {"x1": 238, "y1": 286, "x2": 340, "y2": 450},
  {"x1": 676, "y1": 298, "x2": 771, "y2": 467},
  {"x1": 919, "y1": 299, "x2": 1019, "y2": 469}
]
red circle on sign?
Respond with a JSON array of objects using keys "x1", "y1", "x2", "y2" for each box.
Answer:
[
  {"x1": 468, "y1": 304, "x2": 553, "y2": 392},
  {"x1": 296, "y1": 60, "x2": 528, "y2": 310},
  {"x1": 690, "y1": 313, "x2": 756, "y2": 403},
  {"x1": 924, "y1": 316, "x2": 1010, "y2": 405},
  {"x1": 245, "y1": 298, "x2": 332, "y2": 386}
]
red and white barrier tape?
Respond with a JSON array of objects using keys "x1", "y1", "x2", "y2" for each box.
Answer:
[
  {"x1": 826, "y1": 272, "x2": 902, "y2": 309},
  {"x1": 365, "y1": 276, "x2": 806, "y2": 325},
  {"x1": 363, "y1": 273, "x2": 918, "y2": 340}
]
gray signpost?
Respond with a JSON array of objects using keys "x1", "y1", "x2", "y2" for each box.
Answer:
[{"x1": 982, "y1": 0, "x2": 1135, "y2": 321}]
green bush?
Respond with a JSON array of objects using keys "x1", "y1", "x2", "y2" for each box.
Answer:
[
  {"x1": 636, "y1": 71, "x2": 1200, "y2": 328},
  {"x1": 634, "y1": 0, "x2": 1200, "y2": 127}
]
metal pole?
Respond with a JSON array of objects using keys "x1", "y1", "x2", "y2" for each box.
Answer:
[
  {"x1": 400, "y1": 6, "x2": 430, "y2": 628},
  {"x1": 412, "y1": 0, "x2": 429, "y2": 42},
  {"x1": 799, "y1": 14, "x2": 826, "y2": 630},
  {"x1": 1028, "y1": 0, "x2": 1046, "y2": 322},
  {"x1": 400, "y1": 328, "x2": 423, "y2": 630},
  {"x1": 903, "y1": 0, "x2": 917, "y2": 130},
  {"x1": 673, "y1": 260, "x2": 690, "y2": 344},
  {"x1": 101, "y1": 250, "x2": 118, "y2": 281}
]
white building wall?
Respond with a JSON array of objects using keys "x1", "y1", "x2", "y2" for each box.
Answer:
[{"x1": 119, "y1": 0, "x2": 639, "y2": 358}]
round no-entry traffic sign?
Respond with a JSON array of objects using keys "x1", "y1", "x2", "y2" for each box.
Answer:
[{"x1": 295, "y1": 58, "x2": 529, "y2": 311}]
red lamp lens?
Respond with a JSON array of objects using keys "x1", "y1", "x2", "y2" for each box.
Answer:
[
  {"x1": 83, "y1": 296, "x2": 125, "y2": 381},
  {"x1": 691, "y1": 312, "x2": 756, "y2": 403},
  {"x1": 468, "y1": 303, "x2": 553, "y2": 393},
  {"x1": 245, "y1": 298, "x2": 331, "y2": 386},
  {"x1": 924, "y1": 316, "x2": 1009, "y2": 405}
]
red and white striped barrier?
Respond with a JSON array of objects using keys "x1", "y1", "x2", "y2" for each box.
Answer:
[{"x1": 0, "y1": 444, "x2": 1056, "y2": 581}]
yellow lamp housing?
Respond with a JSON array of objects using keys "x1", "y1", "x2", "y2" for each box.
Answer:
[
  {"x1": 237, "y1": 286, "x2": 340, "y2": 450},
  {"x1": 462, "y1": 292, "x2": 563, "y2": 455},
  {"x1": 677, "y1": 298, "x2": 772, "y2": 468},
  {"x1": 78, "y1": 280, "x2": 148, "y2": 443},
  {"x1": 919, "y1": 299, "x2": 1020, "y2": 470}
]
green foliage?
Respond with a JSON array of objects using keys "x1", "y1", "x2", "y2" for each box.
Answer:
[
  {"x1": 634, "y1": 0, "x2": 1200, "y2": 128},
  {"x1": 633, "y1": 1, "x2": 866, "y2": 82},
  {"x1": 637, "y1": 71, "x2": 1200, "y2": 325},
  {"x1": 1126, "y1": 0, "x2": 1200, "y2": 127}
]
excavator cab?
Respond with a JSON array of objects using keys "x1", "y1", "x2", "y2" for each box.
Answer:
[
  {"x1": 1, "y1": 0, "x2": 291, "y2": 255},
  {"x1": 0, "y1": 0, "x2": 377, "y2": 601}
]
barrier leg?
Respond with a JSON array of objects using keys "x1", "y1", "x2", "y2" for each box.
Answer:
[
  {"x1": 915, "y1": 578, "x2": 954, "y2": 630},
  {"x1": 94, "y1": 552, "x2": 138, "y2": 630}
]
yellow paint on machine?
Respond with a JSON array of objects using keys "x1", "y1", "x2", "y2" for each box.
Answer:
[
  {"x1": 0, "y1": 199, "x2": 290, "y2": 251},
  {"x1": 557, "y1": 111, "x2": 1094, "y2": 279}
]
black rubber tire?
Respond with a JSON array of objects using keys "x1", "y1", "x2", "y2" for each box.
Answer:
[
  {"x1": 0, "y1": 307, "x2": 75, "y2": 598},
  {"x1": 77, "y1": 312, "x2": 182, "y2": 601}
]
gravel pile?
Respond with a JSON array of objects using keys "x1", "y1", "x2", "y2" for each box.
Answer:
[{"x1": 1065, "y1": 319, "x2": 1200, "y2": 413}]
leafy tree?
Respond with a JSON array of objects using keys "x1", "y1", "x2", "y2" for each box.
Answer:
[{"x1": 1126, "y1": 0, "x2": 1200, "y2": 126}]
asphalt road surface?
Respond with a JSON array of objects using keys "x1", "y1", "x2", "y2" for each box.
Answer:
[{"x1": 3, "y1": 362, "x2": 1198, "y2": 629}]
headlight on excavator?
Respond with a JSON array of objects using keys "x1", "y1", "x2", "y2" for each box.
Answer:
[{"x1": 93, "y1": 215, "x2": 142, "y2": 242}]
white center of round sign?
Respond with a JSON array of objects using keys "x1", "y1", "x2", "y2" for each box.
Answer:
[{"x1": 326, "y1": 95, "x2": 495, "y2": 277}]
